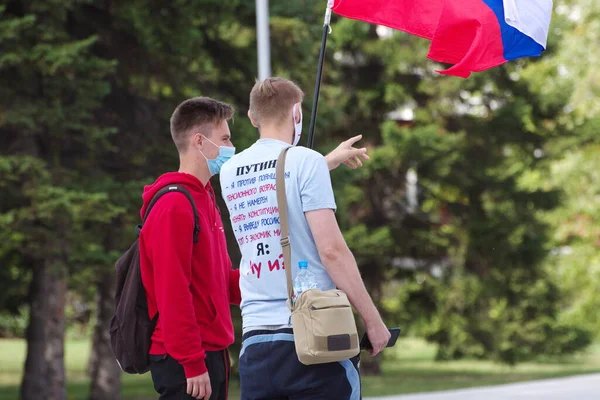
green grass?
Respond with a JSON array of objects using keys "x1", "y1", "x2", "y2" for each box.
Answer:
[
  {"x1": 362, "y1": 338, "x2": 600, "y2": 397},
  {"x1": 1, "y1": 338, "x2": 600, "y2": 399}
]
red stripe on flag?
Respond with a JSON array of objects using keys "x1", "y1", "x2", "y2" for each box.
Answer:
[
  {"x1": 427, "y1": 0, "x2": 506, "y2": 77},
  {"x1": 331, "y1": 0, "x2": 509, "y2": 78},
  {"x1": 331, "y1": 0, "x2": 444, "y2": 40}
]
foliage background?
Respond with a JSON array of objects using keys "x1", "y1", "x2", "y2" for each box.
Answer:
[{"x1": 1, "y1": 0, "x2": 599, "y2": 399}]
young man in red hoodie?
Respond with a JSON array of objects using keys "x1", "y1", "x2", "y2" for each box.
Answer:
[
  {"x1": 139, "y1": 97, "x2": 240, "y2": 400},
  {"x1": 140, "y1": 96, "x2": 369, "y2": 400}
]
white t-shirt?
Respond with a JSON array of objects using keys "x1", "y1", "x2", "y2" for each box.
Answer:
[{"x1": 220, "y1": 139, "x2": 337, "y2": 330}]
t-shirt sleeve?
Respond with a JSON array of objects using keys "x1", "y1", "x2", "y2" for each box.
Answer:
[{"x1": 296, "y1": 150, "x2": 337, "y2": 213}]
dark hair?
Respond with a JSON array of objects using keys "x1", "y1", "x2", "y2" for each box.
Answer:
[{"x1": 170, "y1": 97, "x2": 234, "y2": 152}]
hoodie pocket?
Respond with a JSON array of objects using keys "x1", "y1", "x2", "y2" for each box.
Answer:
[{"x1": 198, "y1": 295, "x2": 218, "y2": 325}]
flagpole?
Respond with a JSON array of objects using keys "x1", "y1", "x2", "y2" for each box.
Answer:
[
  {"x1": 256, "y1": 0, "x2": 271, "y2": 80},
  {"x1": 306, "y1": 5, "x2": 332, "y2": 149}
]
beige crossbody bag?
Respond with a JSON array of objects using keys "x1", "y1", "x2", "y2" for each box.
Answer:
[{"x1": 276, "y1": 147, "x2": 360, "y2": 365}]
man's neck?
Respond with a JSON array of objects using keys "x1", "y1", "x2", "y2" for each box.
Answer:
[
  {"x1": 179, "y1": 156, "x2": 211, "y2": 186},
  {"x1": 259, "y1": 125, "x2": 292, "y2": 144}
]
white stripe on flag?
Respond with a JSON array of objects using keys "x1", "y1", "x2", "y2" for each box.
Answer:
[{"x1": 503, "y1": 0, "x2": 553, "y2": 48}]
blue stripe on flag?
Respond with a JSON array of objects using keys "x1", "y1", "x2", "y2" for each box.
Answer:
[{"x1": 483, "y1": 0, "x2": 545, "y2": 60}]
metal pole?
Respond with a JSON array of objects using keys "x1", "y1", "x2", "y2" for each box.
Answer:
[
  {"x1": 256, "y1": 0, "x2": 271, "y2": 80},
  {"x1": 306, "y1": 7, "x2": 332, "y2": 149}
]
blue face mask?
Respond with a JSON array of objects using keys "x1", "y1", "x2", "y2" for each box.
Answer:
[{"x1": 200, "y1": 137, "x2": 236, "y2": 176}]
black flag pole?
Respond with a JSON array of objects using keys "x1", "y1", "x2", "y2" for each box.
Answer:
[{"x1": 306, "y1": 6, "x2": 332, "y2": 150}]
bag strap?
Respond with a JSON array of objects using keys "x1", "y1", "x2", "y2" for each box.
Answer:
[
  {"x1": 276, "y1": 147, "x2": 295, "y2": 309},
  {"x1": 138, "y1": 184, "x2": 201, "y2": 243}
]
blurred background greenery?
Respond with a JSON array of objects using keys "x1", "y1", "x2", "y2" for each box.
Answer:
[{"x1": 1, "y1": 0, "x2": 600, "y2": 399}]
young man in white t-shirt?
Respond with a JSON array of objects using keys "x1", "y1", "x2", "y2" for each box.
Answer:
[{"x1": 220, "y1": 77, "x2": 390, "y2": 400}]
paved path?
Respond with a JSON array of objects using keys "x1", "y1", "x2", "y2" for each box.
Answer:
[{"x1": 364, "y1": 373, "x2": 600, "y2": 400}]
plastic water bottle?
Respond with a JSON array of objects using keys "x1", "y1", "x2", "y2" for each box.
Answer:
[{"x1": 293, "y1": 261, "x2": 317, "y2": 304}]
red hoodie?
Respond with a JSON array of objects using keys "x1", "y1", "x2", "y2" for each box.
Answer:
[{"x1": 139, "y1": 172, "x2": 241, "y2": 378}]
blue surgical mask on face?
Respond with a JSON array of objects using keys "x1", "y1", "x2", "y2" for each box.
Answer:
[{"x1": 200, "y1": 136, "x2": 236, "y2": 176}]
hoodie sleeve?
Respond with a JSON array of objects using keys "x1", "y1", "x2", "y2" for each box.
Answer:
[
  {"x1": 146, "y1": 203, "x2": 207, "y2": 378},
  {"x1": 229, "y1": 269, "x2": 241, "y2": 306}
]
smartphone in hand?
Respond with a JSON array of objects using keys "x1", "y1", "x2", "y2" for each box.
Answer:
[{"x1": 360, "y1": 327, "x2": 401, "y2": 350}]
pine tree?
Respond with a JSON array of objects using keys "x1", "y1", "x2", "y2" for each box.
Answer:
[{"x1": 0, "y1": 2, "x2": 117, "y2": 398}]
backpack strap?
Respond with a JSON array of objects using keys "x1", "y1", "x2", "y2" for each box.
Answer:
[{"x1": 136, "y1": 184, "x2": 201, "y2": 243}]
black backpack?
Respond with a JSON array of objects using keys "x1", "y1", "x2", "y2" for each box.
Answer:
[{"x1": 109, "y1": 184, "x2": 200, "y2": 374}]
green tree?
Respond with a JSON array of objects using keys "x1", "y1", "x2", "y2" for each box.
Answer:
[
  {"x1": 532, "y1": 0, "x2": 600, "y2": 340},
  {"x1": 2, "y1": 2, "x2": 597, "y2": 399},
  {"x1": 0, "y1": 2, "x2": 117, "y2": 398}
]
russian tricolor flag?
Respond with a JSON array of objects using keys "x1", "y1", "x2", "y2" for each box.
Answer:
[{"x1": 330, "y1": 0, "x2": 553, "y2": 78}]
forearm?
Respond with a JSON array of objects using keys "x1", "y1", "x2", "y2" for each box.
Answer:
[
  {"x1": 158, "y1": 295, "x2": 207, "y2": 377},
  {"x1": 324, "y1": 153, "x2": 335, "y2": 171},
  {"x1": 153, "y1": 254, "x2": 206, "y2": 376},
  {"x1": 320, "y1": 246, "x2": 381, "y2": 326}
]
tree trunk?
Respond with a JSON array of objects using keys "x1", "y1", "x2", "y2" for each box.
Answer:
[
  {"x1": 21, "y1": 260, "x2": 67, "y2": 400},
  {"x1": 359, "y1": 260, "x2": 384, "y2": 376},
  {"x1": 89, "y1": 269, "x2": 121, "y2": 400},
  {"x1": 46, "y1": 264, "x2": 67, "y2": 400},
  {"x1": 20, "y1": 262, "x2": 48, "y2": 400},
  {"x1": 359, "y1": 353, "x2": 382, "y2": 375}
]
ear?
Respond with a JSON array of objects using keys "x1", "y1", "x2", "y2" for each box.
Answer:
[
  {"x1": 248, "y1": 110, "x2": 259, "y2": 128},
  {"x1": 192, "y1": 132, "x2": 204, "y2": 150}
]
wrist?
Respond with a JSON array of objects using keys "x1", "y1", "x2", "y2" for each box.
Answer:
[
  {"x1": 182, "y1": 358, "x2": 207, "y2": 379},
  {"x1": 361, "y1": 304, "x2": 383, "y2": 328},
  {"x1": 324, "y1": 154, "x2": 336, "y2": 171}
]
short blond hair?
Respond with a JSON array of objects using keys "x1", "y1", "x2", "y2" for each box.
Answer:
[{"x1": 249, "y1": 77, "x2": 304, "y2": 127}]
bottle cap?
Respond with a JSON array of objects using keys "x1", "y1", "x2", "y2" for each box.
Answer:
[{"x1": 298, "y1": 261, "x2": 308, "y2": 269}]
